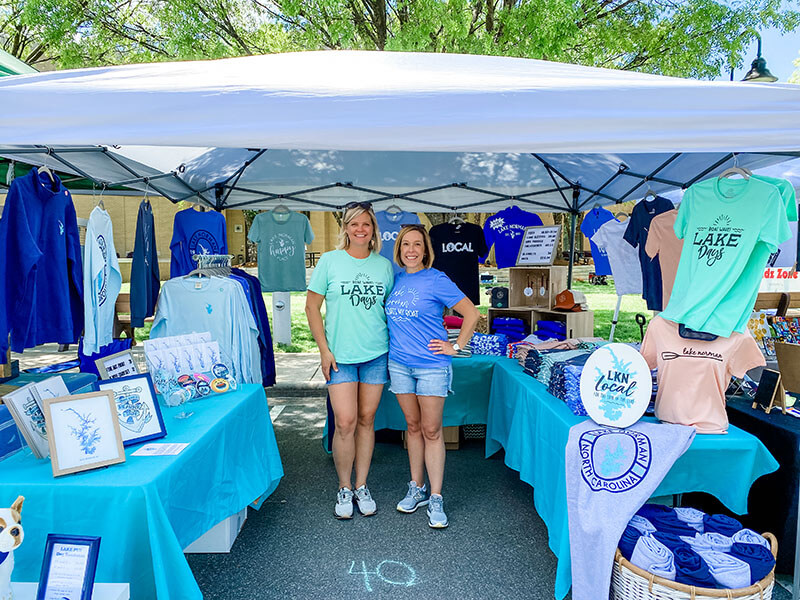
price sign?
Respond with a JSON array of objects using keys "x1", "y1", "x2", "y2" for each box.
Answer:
[{"x1": 516, "y1": 225, "x2": 561, "y2": 266}]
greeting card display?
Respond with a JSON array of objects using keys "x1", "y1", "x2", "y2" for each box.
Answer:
[
  {"x1": 1, "y1": 376, "x2": 70, "y2": 459},
  {"x1": 144, "y1": 333, "x2": 237, "y2": 405},
  {"x1": 579, "y1": 343, "x2": 652, "y2": 428}
]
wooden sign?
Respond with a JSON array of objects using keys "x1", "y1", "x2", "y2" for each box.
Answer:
[{"x1": 516, "y1": 225, "x2": 561, "y2": 266}]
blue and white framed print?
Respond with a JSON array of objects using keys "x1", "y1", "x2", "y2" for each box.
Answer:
[
  {"x1": 42, "y1": 391, "x2": 126, "y2": 477},
  {"x1": 579, "y1": 343, "x2": 653, "y2": 428},
  {"x1": 96, "y1": 373, "x2": 167, "y2": 446},
  {"x1": 36, "y1": 534, "x2": 101, "y2": 600}
]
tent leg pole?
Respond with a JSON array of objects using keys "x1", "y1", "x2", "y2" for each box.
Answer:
[
  {"x1": 609, "y1": 294, "x2": 623, "y2": 342},
  {"x1": 567, "y1": 187, "x2": 579, "y2": 287}
]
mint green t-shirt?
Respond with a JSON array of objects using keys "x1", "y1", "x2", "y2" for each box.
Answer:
[
  {"x1": 712, "y1": 176, "x2": 797, "y2": 335},
  {"x1": 661, "y1": 176, "x2": 791, "y2": 337},
  {"x1": 307, "y1": 249, "x2": 394, "y2": 364}
]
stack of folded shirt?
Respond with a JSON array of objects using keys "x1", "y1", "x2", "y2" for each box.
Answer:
[
  {"x1": 535, "y1": 349, "x2": 586, "y2": 385},
  {"x1": 446, "y1": 329, "x2": 472, "y2": 357},
  {"x1": 535, "y1": 320, "x2": 567, "y2": 341},
  {"x1": 548, "y1": 353, "x2": 591, "y2": 415},
  {"x1": 469, "y1": 333, "x2": 509, "y2": 356},
  {"x1": 492, "y1": 317, "x2": 527, "y2": 341},
  {"x1": 618, "y1": 504, "x2": 775, "y2": 589},
  {"x1": 443, "y1": 315, "x2": 463, "y2": 330}
]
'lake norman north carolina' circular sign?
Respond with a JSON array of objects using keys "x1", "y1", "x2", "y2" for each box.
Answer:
[{"x1": 579, "y1": 343, "x2": 652, "y2": 428}]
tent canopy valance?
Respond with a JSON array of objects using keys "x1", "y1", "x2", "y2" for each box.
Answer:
[{"x1": 0, "y1": 51, "x2": 799, "y2": 214}]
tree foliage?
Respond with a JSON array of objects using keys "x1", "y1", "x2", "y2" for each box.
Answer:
[
  {"x1": 791, "y1": 49, "x2": 800, "y2": 83},
  {"x1": 1, "y1": 0, "x2": 798, "y2": 80}
]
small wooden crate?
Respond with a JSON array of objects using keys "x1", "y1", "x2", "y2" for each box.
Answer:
[{"x1": 508, "y1": 266, "x2": 568, "y2": 308}]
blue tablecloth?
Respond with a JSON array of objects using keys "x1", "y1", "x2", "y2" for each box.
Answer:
[
  {"x1": 373, "y1": 354, "x2": 499, "y2": 430},
  {"x1": 0, "y1": 384, "x2": 283, "y2": 600},
  {"x1": 486, "y1": 358, "x2": 779, "y2": 600}
]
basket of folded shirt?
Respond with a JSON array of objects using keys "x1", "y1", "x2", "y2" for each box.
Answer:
[{"x1": 612, "y1": 503, "x2": 777, "y2": 600}]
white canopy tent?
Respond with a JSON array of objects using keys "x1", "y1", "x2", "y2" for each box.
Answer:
[{"x1": 1, "y1": 51, "x2": 799, "y2": 281}]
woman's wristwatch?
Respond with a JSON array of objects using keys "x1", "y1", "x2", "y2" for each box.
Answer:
[{"x1": 452, "y1": 342, "x2": 461, "y2": 352}]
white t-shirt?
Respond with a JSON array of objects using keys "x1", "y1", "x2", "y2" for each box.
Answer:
[
  {"x1": 591, "y1": 219, "x2": 643, "y2": 296},
  {"x1": 83, "y1": 207, "x2": 122, "y2": 354}
]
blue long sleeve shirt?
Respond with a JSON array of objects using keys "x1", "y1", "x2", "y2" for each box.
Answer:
[
  {"x1": 130, "y1": 200, "x2": 161, "y2": 327},
  {"x1": 0, "y1": 169, "x2": 83, "y2": 360}
]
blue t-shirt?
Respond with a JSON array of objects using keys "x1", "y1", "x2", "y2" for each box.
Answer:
[
  {"x1": 482, "y1": 206, "x2": 543, "y2": 268},
  {"x1": 386, "y1": 268, "x2": 465, "y2": 368},
  {"x1": 623, "y1": 196, "x2": 674, "y2": 311},
  {"x1": 580, "y1": 207, "x2": 615, "y2": 276},
  {"x1": 375, "y1": 210, "x2": 421, "y2": 273},
  {"x1": 170, "y1": 208, "x2": 228, "y2": 277}
]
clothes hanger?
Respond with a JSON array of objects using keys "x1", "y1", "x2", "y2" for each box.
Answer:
[
  {"x1": 185, "y1": 254, "x2": 233, "y2": 279},
  {"x1": 718, "y1": 154, "x2": 751, "y2": 180},
  {"x1": 38, "y1": 156, "x2": 56, "y2": 190},
  {"x1": 643, "y1": 189, "x2": 658, "y2": 202},
  {"x1": 94, "y1": 183, "x2": 106, "y2": 210},
  {"x1": 448, "y1": 211, "x2": 466, "y2": 225},
  {"x1": 385, "y1": 203, "x2": 402, "y2": 214}
]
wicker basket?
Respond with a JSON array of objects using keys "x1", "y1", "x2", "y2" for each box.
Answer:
[{"x1": 611, "y1": 532, "x2": 777, "y2": 600}]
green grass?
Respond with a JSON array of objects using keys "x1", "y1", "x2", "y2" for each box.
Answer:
[{"x1": 125, "y1": 277, "x2": 650, "y2": 353}]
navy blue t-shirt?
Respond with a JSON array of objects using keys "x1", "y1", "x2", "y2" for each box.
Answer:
[
  {"x1": 580, "y1": 207, "x2": 615, "y2": 276},
  {"x1": 623, "y1": 196, "x2": 674, "y2": 310}
]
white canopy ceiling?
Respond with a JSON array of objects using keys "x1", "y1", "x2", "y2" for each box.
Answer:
[{"x1": 1, "y1": 51, "x2": 799, "y2": 212}]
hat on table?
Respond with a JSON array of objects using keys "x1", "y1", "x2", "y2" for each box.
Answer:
[{"x1": 553, "y1": 289, "x2": 588, "y2": 312}]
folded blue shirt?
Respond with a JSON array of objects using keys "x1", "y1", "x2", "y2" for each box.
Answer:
[
  {"x1": 703, "y1": 514, "x2": 742, "y2": 537},
  {"x1": 731, "y1": 529, "x2": 770, "y2": 550},
  {"x1": 730, "y1": 542, "x2": 775, "y2": 585},
  {"x1": 631, "y1": 536, "x2": 676, "y2": 581},
  {"x1": 673, "y1": 546, "x2": 716, "y2": 588},
  {"x1": 619, "y1": 525, "x2": 642, "y2": 561},
  {"x1": 698, "y1": 550, "x2": 750, "y2": 589}
]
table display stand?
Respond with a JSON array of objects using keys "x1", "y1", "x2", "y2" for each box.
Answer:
[
  {"x1": 272, "y1": 292, "x2": 291, "y2": 345},
  {"x1": 184, "y1": 507, "x2": 248, "y2": 554}
]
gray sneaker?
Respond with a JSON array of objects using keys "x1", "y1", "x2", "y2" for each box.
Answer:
[
  {"x1": 335, "y1": 487, "x2": 354, "y2": 519},
  {"x1": 354, "y1": 485, "x2": 377, "y2": 516},
  {"x1": 427, "y1": 494, "x2": 448, "y2": 528},
  {"x1": 396, "y1": 481, "x2": 430, "y2": 513}
]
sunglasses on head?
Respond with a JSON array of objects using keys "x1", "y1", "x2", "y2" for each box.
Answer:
[
  {"x1": 400, "y1": 224, "x2": 426, "y2": 231},
  {"x1": 343, "y1": 201, "x2": 373, "y2": 211}
]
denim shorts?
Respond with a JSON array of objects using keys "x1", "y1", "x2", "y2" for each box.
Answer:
[
  {"x1": 327, "y1": 353, "x2": 389, "y2": 386},
  {"x1": 388, "y1": 359, "x2": 453, "y2": 397}
]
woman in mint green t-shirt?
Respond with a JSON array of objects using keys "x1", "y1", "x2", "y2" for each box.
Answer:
[{"x1": 306, "y1": 203, "x2": 394, "y2": 520}]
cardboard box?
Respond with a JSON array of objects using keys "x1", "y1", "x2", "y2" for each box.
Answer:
[{"x1": 184, "y1": 508, "x2": 247, "y2": 554}]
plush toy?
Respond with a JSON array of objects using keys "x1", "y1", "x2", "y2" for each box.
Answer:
[{"x1": 0, "y1": 496, "x2": 24, "y2": 600}]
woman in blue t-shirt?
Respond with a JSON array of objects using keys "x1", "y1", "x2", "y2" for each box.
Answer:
[
  {"x1": 386, "y1": 224, "x2": 480, "y2": 528},
  {"x1": 306, "y1": 203, "x2": 394, "y2": 520}
]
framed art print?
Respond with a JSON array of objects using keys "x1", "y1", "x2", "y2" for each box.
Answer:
[
  {"x1": 42, "y1": 391, "x2": 126, "y2": 477},
  {"x1": 2, "y1": 384, "x2": 50, "y2": 459},
  {"x1": 95, "y1": 350, "x2": 139, "y2": 380},
  {"x1": 96, "y1": 373, "x2": 167, "y2": 446},
  {"x1": 36, "y1": 534, "x2": 101, "y2": 600}
]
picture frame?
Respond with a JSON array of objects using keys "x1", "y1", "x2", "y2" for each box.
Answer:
[
  {"x1": 42, "y1": 391, "x2": 126, "y2": 477},
  {"x1": 36, "y1": 534, "x2": 101, "y2": 600},
  {"x1": 752, "y1": 368, "x2": 787, "y2": 415},
  {"x1": 95, "y1": 350, "x2": 139, "y2": 380},
  {"x1": 96, "y1": 373, "x2": 167, "y2": 446},
  {"x1": 516, "y1": 224, "x2": 562, "y2": 266},
  {"x1": 2, "y1": 384, "x2": 50, "y2": 459}
]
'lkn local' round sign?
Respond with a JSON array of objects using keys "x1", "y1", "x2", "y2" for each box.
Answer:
[{"x1": 579, "y1": 343, "x2": 652, "y2": 428}]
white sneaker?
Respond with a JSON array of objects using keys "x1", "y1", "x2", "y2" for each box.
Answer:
[
  {"x1": 335, "y1": 487, "x2": 354, "y2": 519},
  {"x1": 354, "y1": 485, "x2": 377, "y2": 516}
]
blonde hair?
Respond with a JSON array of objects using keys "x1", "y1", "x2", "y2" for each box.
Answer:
[
  {"x1": 394, "y1": 225, "x2": 435, "y2": 269},
  {"x1": 336, "y1": 206, "x2": 381, "y2": 252}
]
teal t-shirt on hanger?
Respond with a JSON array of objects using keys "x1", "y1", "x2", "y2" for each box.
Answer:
[
  {"x1": 661, "y1": 176, "x2": 791, "y2": 337},
  {"x1": 248, "y1": 211, "x2": 314, "y2": 292}
]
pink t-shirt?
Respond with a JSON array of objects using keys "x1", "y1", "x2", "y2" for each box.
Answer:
[
  {"x1": 640, "y1": 316, "x2": 765, "y2": 434},
  {"x1": 645, "y1": 210, "x2": 684, "y2": 308}
]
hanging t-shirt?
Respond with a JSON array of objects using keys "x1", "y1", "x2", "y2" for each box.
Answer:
[
  {"x1": 151, "y1": 276, "x2": 261, "y2": 384},
  {"x1": 645, "y1": 210, "x2": 683, "y2": 308},
  {"x1": 716, "y1": 176, "x2": 797, "y2": 335},
  {"x1": 640, "y1": 316, "x2": 764, "y2": 433},
  {"x1": 623, "y1": 196, "x2": 674, "y2": 311},
  {"x1": 429, "y1": 222, "x2": 488, "y2": 304},
  {"x1": 661, "y1": 177, "x2": 791, "y2": 337},
  {"x1": 386, "y1": 268, "x2": 466, "y2": 368},
  {"x1": 169, "y1": 208, "x2": 228, "y2": 278},
  {"x1": 375, "y1": 210, "x2": 422, "y2": 273},
  {"x1": 580, "y1": 207, "x2": 615, "y2": 276},
  {"x1": 83, "y1": 207, "x2": 122, "y2": 355},
  {"x1": 591, "y1": 219, "x2": 643, "y2": 296},
  {"x1": 0, "y1": 168, "x2": 83, "y2": 360},
  {"x1": 481, "y1": 206, "x2": 543, "y2": 268},
  {"x1": 130, "y1": 199, "x2": 160, "y2": 328},
  {"x1": 307, "y1": 250, "x2": 394, "y2": 364},
  {"x1": 248, "y1": 211, "x2": 314, "y2": 292}
]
